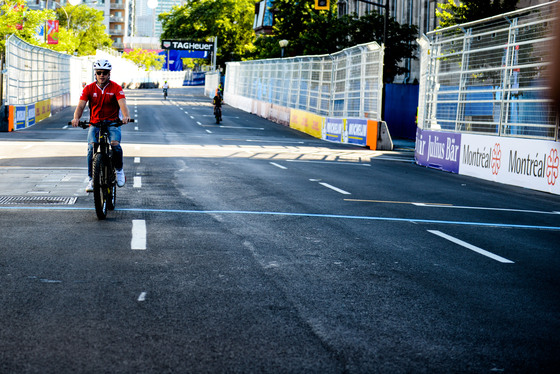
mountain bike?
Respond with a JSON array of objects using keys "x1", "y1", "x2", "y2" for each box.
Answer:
[
  {"x1": 214, "y1": 105, "x2": 222, "y2": 124},
  {"x1": 163, "y1": 88, "x2": 168, "y2": 100},
  {"x1": 70, "y1": 119, "x2": 134, "y2": 220}
]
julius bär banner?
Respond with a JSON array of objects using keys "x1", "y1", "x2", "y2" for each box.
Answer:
[
  {"x1": 415, "y1": 128, "x2": 461, "y2": 173},
  {"x1": 161, "y1": 40, "x2": 214, "y2": 51}
]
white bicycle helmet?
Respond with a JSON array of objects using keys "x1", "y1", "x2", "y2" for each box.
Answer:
[{"x1": 93, "y1": 59, "x2": 112, "y2": 71}]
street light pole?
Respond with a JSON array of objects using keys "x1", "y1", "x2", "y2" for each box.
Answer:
[
  {"x1": 279, "y1": 39, "x2": 289, "y2": 58},
  {"x1": 356, "y1": 0, "x2": 389, "y2": 45}
]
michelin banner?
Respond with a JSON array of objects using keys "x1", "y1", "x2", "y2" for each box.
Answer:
[
  {"x1": 415, "y1": 128, "x2": 560, "y2": 195},
  {"x1": 324, "y1": 118, "x2": 344, "y2": 142}
]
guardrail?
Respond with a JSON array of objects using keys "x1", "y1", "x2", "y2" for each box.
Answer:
[
  {"x1": 225, "y1": 41, "x2": 383, "y2": 120},
  {"x1": 417, "y1": 2, "x2": 558, "y2": 140},
  {"x1": 5, "y1": 35, "x2": 71, "y2": 106},
  {"x1": 223, "y1": 42, "x2": 392, "y2": 150}
]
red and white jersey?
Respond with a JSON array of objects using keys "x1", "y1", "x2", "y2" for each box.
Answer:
[{"x1": 80, "y1": 80, "x2": 125, "y2": 123}]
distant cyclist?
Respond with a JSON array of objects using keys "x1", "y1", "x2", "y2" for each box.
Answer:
[
  {"x1": 162, "y1": 81, "x2": 169, "y2": 99},
  {"x1": 212, "y1": 88, "x2": 222, "y2": 121},
  {"x1": 71, "y1": 59, "x2": 131, "y2": 192}
]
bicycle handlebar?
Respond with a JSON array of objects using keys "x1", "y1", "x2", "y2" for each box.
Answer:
[{"x1": 68, "y1": 118, "x2": 135, "y2": 129}]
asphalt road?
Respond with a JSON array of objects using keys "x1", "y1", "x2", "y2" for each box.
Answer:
[{"x1": 1, "y1": 87, "x2": 559, "y2": 373}]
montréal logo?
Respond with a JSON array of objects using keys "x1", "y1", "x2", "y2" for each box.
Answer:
[
  {"x1": 546, "y1": 149, "x2": 559, "y2": 185},
  {"x1": 491, "y1": 143, "x2": 501, "y2": 175}
]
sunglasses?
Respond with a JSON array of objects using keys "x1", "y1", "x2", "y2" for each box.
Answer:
[{"x1": 95, "y1": 71, "x2": 109, "y2": 76}]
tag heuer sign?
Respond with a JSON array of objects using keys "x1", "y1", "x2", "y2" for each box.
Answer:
[{"x1": 161, "y1": 40, "x2": 214, "y2": 51}]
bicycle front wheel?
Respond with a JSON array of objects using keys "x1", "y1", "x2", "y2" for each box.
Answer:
[{"x1": 92, "y1": 153, "x2": 108, "y2": 220}]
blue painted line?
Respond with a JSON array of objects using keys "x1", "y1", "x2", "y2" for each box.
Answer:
[{"x1": 1, "y1": 205, "x2": 559, "y2": 231}]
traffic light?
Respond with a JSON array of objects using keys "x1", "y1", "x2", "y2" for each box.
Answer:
[{"x1": 314, "y1": 0, "x2": 329, "y2": 10}]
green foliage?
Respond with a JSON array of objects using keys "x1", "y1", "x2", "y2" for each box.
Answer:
[
  {"x1": 0, "y1": 0, "x2": 51, "y2": 54},
  {"x1": 159, "y1": 0, "x2": 256, "y2": 68},
  {"x1": 0, "y1": 0, "x2": 112, "y2": 56},
  {"x1": 254, "y1": 0, "x2": 418, "y2": 83},
  {"x1": 437, "y1": 0, "x2": 519, "y2": 28},
  {"x1": 50, "y1": 4, "x2": 112, "y2": 56},
  {"x1": 122, "y1": 48, "x2": 165, "y2": 71}
]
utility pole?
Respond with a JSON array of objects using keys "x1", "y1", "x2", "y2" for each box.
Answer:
[{"x1": 356, "y1": 0, "x2": 389, "y2": 45}]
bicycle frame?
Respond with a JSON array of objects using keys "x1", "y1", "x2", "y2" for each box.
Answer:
[{"x1": 71, "y1": 119, "x2": 133, "y2": 219}]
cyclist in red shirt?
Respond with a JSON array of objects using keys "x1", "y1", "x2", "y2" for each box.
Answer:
[{"x1": 71, "y1": 59, "x2": 131, "y2": 192}]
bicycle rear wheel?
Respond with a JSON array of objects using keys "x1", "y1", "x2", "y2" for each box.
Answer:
[
  {"x1": 92, "y1": 153, "x2": 108, "y2": 220},
  {"x1": 215, "y1": 107, "x2": 221, "y2": 124}
]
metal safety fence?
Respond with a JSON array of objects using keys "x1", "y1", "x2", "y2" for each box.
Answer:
[
  {"x1": 418, "y1": 1, "x2": 559, "y2": 140},
  {"x1": 5, "y1": 35, "x2": 71, "y2": 106},
  {"x1": 225, "y1": 42, "x2": 384, "y2": 119}
]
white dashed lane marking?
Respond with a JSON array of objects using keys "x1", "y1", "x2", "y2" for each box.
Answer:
[{"x1": 131, "y1": 220, "x2": 146, "y2": 250}]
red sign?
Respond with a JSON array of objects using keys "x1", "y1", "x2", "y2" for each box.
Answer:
[{"x1": 47, "y1": 20, "x2": 59, "y2": 44}]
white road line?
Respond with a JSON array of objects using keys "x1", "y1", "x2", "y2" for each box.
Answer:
[
  {"x1": 428, "y1": 230, "x2": 514, "y2": 264},
  {"x1": 138, "y1": 292, "x2": 147, "y2": 302},
  {"x1": 218, "y1": 125, "x2": 264, "y2": 130},
  {"x1": 197, "y1": 121, "x2": 202, "y2": 126},
  {"x1": 245, "y1": 139, "x2": 305, "y2": 144},
  {"x1": 133, "y1": 176, "x2": 142, "y2": 188},
  {"x1": 206, "y1": 129, "x2": 213, "y2": 134},
  {"x1": 270, "y1": 162, "x2": 287, "y2": 169},
  {"x1": 134, "y1": 157, "x2": 141, "y2": 164},
  {"x1": 414, "y1": 203, "x2": 557, "y2": 215},
  {"x1": 131, "y1": 220, "x2": 147, "y2": 250},
  {"x1": 373, "y1": 156, "x2": 414, "y2": 162},
  {"x1": 319, "y1": 182, "x2": 351, "y2": 195},
  {"x1": 134, "y1": 126, "x2": 139, "y2": 131},
  {"x1": 190, "y1": 115, "x2": 195, "y2": 119},
  {"x1": 287, "y1": 160, "x2": 370, "y2": 166}
]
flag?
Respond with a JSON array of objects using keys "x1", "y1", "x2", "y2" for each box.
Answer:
[{"x1": 47, "y1": 20, "x2": 59, "y2": 44}]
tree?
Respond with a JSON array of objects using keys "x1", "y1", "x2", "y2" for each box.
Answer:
[
  {"x1": 0, "y1": 0, "x2": 51, "y2": 54},
  {"x1": 253, "y1": 1, "x2": 418, "y2": 83},
  {"x1": 50, "y1": 4, "x2": 112, "y2": 56},
  {"x1": 122, "y1": 49, "x2": 164, "y2": 71},
  {"x1": 159, "y1": 0, "x2": 256, "y2": 68},
  {"x1": 348, "y1": 11, "x2": 418, "y2": 83},
  {"x1": 437, "y1": 0, "x2": 519, "y2": 28}
]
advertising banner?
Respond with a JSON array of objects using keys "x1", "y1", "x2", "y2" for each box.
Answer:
[
  {"x1": 35, "y1": 99, "x2": 51, "y2": 122},
  {"x1": 346, "y1": 118, "x2": 368, "y2": 146},
  {"x1": 415, "y1": 128, "x2": 461, "y2": 173},
  {"x1": 161, "y1": 40, "x2": 214, "y2": 51},
  {"x1": 290, "y1": 109, "x2": 323, "y2": 139},
  {"x1": 325, "y1": 118, "x2": 344, "y2": 142},
  {"x1": 47, "y1": 20, "x2": 59, "y2": 44},
  {"x1": 15, "y1": 106, "x2": 26, "y2": 130},
  {"x1": 27, "y1": 105, "x2": 36, "y2": 127},
  {"x1": 461, "y1": 134, "x2": 560, "y2": 194}
]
